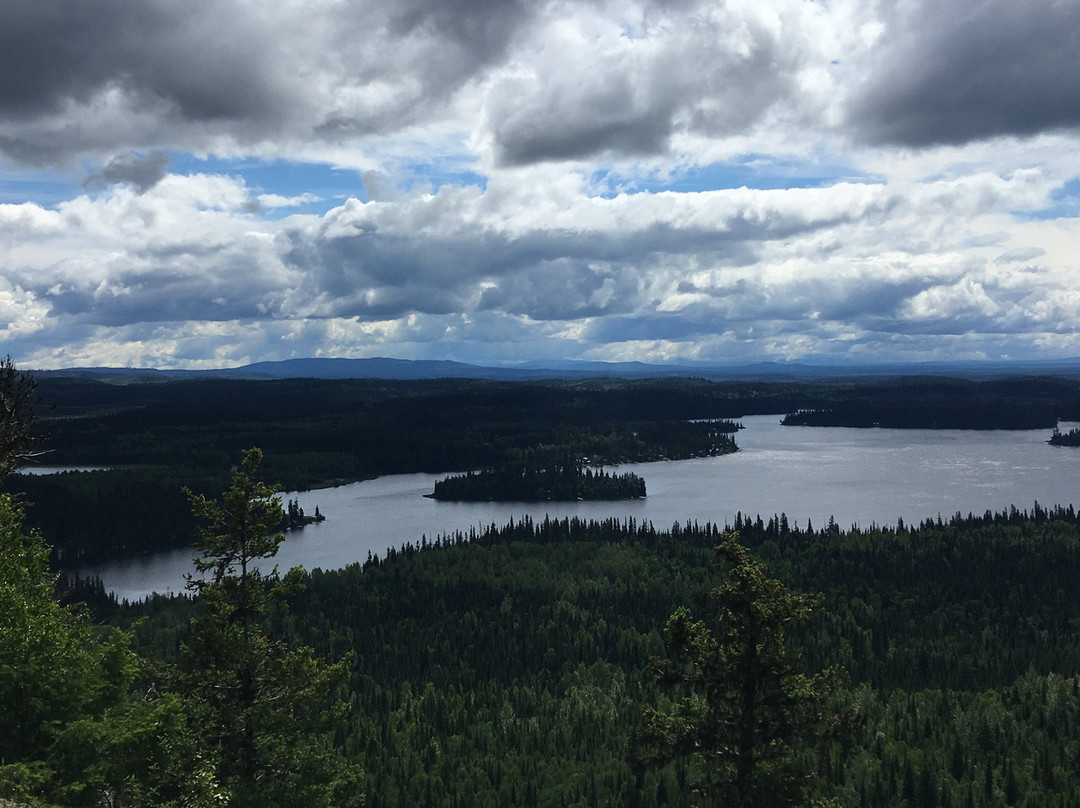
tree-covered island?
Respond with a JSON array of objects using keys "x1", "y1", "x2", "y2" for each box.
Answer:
[
  {"x1": 429, "y1": 456, "x2": 647, "y2": 502},
  {"x1": 284, "y1": 497, "x2": 326, "y2": 530},
  {"x1": 1049, "y1": 426, "x2": 1080, "y2": 446}
]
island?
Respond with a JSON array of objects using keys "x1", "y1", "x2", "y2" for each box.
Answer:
[
  {"x1": 283, "y1": 497, "x2": 326, "y2": 530},
  {"x1": 428, "y1": 460, "x2": 646, "y2": 502},
  {"x1": 1049, "y1": 426, "x2": 1080, "y2": 446}
]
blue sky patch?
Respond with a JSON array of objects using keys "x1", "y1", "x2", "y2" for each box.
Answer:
[
  {"x1": 590, "y1": 155, "x2": 873, "y2": 198},
  {"x1": 1015, "y1": 177, "x2": 1080, "y2": 221}
]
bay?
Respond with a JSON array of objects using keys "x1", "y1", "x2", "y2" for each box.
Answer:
[{"x1": 78, "y1": 415, "x2": 1080, "y2": 602}]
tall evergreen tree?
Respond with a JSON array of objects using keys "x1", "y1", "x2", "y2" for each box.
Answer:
[
  {"x1": 180, "y1": 448, "x2": 364, "y2": 807},
  {"x1": 0, "y1": 355, "x2": 42, "y2": 478},
  {"x1": 632, "y1": 531, "x2": 844, "y2": 808}
]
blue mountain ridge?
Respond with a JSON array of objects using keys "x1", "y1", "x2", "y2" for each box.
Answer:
[{"x1": 34, "y1": 356, "x2": 1080, "y2": 382}]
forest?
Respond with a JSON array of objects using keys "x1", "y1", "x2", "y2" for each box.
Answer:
[
  {"x1": 8, "y1": 361, "x2": 1080, "y2": 806},
  {"x1": 125, "y1": 504, "x2": 1080, "y2": 808},
  {"x1": 6, "y1": 372, "x2": 1080, "y2": 564}
]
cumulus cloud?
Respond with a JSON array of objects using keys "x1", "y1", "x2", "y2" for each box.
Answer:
[
  {"x1": 846, "y1": 0, "x2": 1080, "y2": 147},
  {"x1": 3, "y1": 162, "x2": 1074, "y2": 367},
  {"x1": 1, "y1": 0, "x2": 1079, "y2": 368},
  {"x1": 0, "y1": 0, "x2": 533, "y2": 166},
  {"x1": 0, "y1": 0, "x2": 1075, "y2": 170},
  {"x1": 256, "y1": 193, "x2": 322, "y2": 209},
  {"x1": 485, "y1": 0, "x2": 824, "y2": 165}
]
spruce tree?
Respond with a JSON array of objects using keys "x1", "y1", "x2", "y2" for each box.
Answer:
[
  {"x1": 632, "y1": 531, "x2": 845, "y2": 808},
  {"x1": 180, "y1": 448, "x2": 364, "y2": 807}
]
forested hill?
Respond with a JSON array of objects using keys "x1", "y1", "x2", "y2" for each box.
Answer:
[
  {"x1": 8, "y1": 373, "x2": 1080, "y2": 564},
  {"x1": 778, "y1": 375, "x2": 1080, "y2": 429},
  {"x1": 115, "y1": 505, "x2": 1080, "y2": 808},
  {"x1": 36, "y1": 355, "x2": 1080, "y2": 382},
  {"x1": 27, "y1": 375, "x2": 1080, "y2": 481},
  {"x1": 8, "y1": 377, "x2": 746, "y2": 563}
]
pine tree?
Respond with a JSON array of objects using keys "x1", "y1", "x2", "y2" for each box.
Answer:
[
  {"x1": 179, "y1": 448, "x2": 365, "y2": 807},
  {"x1": 0, "y1": 355, "x2": 43, "y2": 477},
  {"x1": 632, "y1": 531, "x2": 846, "y2": 808}
]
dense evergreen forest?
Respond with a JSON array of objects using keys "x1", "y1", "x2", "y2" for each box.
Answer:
[
  {"x1": 8, "y1": 359, "x2": 1080, "y2": 806},
  {"x1": 7, "y1": 373, "x2": 1080, "y2": 564},
  {"x1": 6, "y1": 377, "x2": 747, "y2": 563},
  {"x1": 112, "y1": 504, "x2": 1080, "y2": 808},
  {"x1": 430, "y1": 462, "x2": 649, "y2": 501}
]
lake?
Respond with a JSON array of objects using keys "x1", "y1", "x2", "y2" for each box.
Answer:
[{"x1": 79, "y1": 415, "x2": 1080, "y2": 601}]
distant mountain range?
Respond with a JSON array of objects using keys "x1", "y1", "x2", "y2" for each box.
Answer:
[{"x1": 34, "y1": 356, "x2": 1080, "y2": 382}]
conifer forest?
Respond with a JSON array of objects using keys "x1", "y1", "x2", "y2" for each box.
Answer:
[{"x1": 6, "y1": 361, "x2": 1080, "y2": 806}]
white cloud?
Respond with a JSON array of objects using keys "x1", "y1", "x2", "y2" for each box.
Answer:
[
  {"x1": 0, "y1": 0, "x2": 1077, "y2": 367},
  {"x1": 257, "y1": 192, "x2": 322, "y2": 209}
]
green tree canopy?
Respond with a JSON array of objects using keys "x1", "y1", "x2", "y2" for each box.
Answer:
[
  {"x1": 632, "y1": 531, "x2": 844, "y2": 808},
  {"x1": 0, "y1": 356, "x2": 42, "y2": 477},
  {"x1": 0, "y1": 362, "x2": 141, "y2": 806},
  {"x1": 179, "y1": 448, "x2": 364, "y2": 807}
]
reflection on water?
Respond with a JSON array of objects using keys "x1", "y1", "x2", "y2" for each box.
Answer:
[{"x1": 78, "y1": 415, "x2": 1080, "y2": 601}]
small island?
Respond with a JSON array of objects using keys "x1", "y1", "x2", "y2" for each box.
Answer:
[
  {"x1": 283, "y1": 497, "x2": 326, "y2": 530},
  {"x1": 1049, "y1": 426, "x2": 1080, "y2": 446},
  {"x1": 428, "y1": 459, "x2": 646, "y2": 502},
  {"x1": 781, "y1": 402, "x2": 1058, "y2": 430}
]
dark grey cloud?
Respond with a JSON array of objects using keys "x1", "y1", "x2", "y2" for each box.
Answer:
[
  {"x1": 34, "y1": 264, "x2": 279, "y2": 327},
  {"x1": 387, "y1": 0, "x2": 528, "y2": 57},
  {"x1": 491, "y1": 77, "x2": 678, "y2": 165},
  {"x1": 848, "y1": 0, "x2": 1080, "y2": 147},
  {"x1": 0, "y1": 2, "x2": 285, "y2": 118},
  {"x1": 0, "y1": 0, "x2": 535, "y2": 165},
  {"x1": 84, "y1": 151, "x2": 170, "y2": 194},
  {"x1": 0, "y1": 0, "x2": 816, "y2": 170},
  {"x1": 682, "y1": 274, "x2": 939, "y2": 325},
  {"x1": 276, "y1": 194, "x2": 862, "y2": 323},
  {"x1": 489, "y1": 5, "x2": 799, "y2": 165}
]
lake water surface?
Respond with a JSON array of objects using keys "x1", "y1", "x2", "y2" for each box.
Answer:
[{"x1": 80, "y1": 415, "x2": 1080, "y2": 601}]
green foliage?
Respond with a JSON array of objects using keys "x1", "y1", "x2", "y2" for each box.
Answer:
[
  {"x1": 47, "y1": 692, "x2": 203, "y2": 807},
  {"x1": 633, "y1": 532, "x2": 844, "y2": 808},
  {"x1": 0, "y1": 356, "x2": 41, "y2": 478},
  {"x1": 185, "y1": 448, "x2": 290, "y2": 611},
  {"x1": 116, "y1": 508, "x2": 1080, "y2": 808},
  {"x1": 177, "y1": 448, "x2": 364, "y2": 807},
  {"x1": 0, "y1": 363, "x2": 142, "y2": 806}
]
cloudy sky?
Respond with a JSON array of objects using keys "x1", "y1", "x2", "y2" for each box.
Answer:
[{"x1": 1, "y1": 0, "x2": 1078, "y2": 369}]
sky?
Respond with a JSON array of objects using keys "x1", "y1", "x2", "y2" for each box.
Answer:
[{"x1": 1, "y1": 0, "x2": 1079, "y2": 370}]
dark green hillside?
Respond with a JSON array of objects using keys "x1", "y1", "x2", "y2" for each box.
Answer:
[
  {"x1": 115, "y1": 506, "x2": 1080, "y2": 808},
  {"x1": 9, "y1": 377, "x2": 743, "y2": 563},
  {"x1": 13, "y1": 361, "x2": 1080, "y2": 806},
  {"x1": 13, "y1": 372, "x2": 1080, "y2": 564},
  {"x1": 780, "y1": 375, "x2": 1080, "y2": 429}
]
